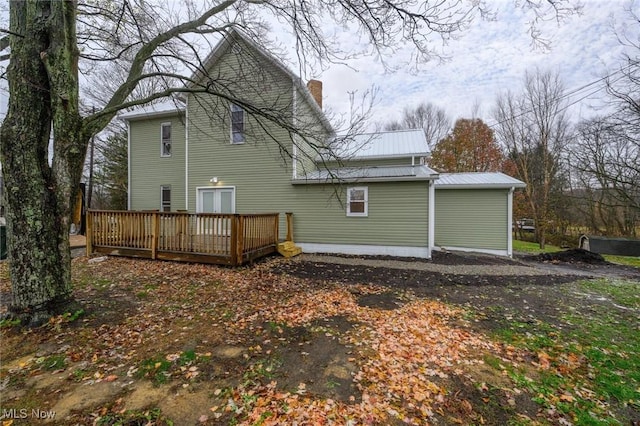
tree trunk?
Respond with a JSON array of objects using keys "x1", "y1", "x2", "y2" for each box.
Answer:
[{"x1": 0, "y1": 0, "x2": 83, "y2": 326}]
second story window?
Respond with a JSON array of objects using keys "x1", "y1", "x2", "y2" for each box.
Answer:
[
  {"x1": 230, "y1": 103, "x2": 245, "y2": 144},
  {"x1": 161, "y1": 122, "x2": 172, "y2": 157}
]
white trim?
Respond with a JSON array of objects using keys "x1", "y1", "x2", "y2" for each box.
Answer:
[
  {"x1": 346, "y1": 186, "x2": 368, "y2": 217},
  {"x1": 292, "y1": 82, "x2": 298, "y2": 179},
  {"x1": 433, "y1": 245, "x2": 510, "y2": 258},
  {"x1": 195, "y1": 186, "x2": 236, "y2": 213},
  {"x1": 127, "y1": 121, "x2": 132, "y2": 210},
  {"x1": 160, "y1": 122, "x2": 172, "y2": 157},
  {"x1": 297, "y1": 242, "x2": 431, "y2": 259},
  {"x1": 507, "y1": 187, "x2": 514, "y2": 257},
  {"x1": 160, "y1": 185, "x2": 171, "y2": 212},
  {"x1": 428, "y1": 180, "x2": 435, "y2": 255},
  {"x1": 185, "y1": 98, "x2": 189, "y2": 210}
]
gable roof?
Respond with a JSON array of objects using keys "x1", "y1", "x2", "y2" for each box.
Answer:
[
  {"x1": 120, "y1": 29, "x2": 333, "y2": 134},
  {"x1": 322, "y1": 129, "x2": 429, "y2": 161},
  {"x1": 119, "y1": 99, "x2": 185, "y2": 121},
  {"x1": 435, "y1": 172, "x2": 526, "y2": 189},
  {"x1": 192, "y1": 29, "x2": 334, "y2": 134}
]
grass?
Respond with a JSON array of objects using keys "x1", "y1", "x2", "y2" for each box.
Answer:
[
  {"x1": 512, "y1": 239, "x2": 561, "y2": 254},
  {"x1": 135, "y1": 350, "x2": 209, "y2": 385},
  {"x1": 95, "y1": 408, "x2": 173, "y2": 426},
  {"x1": 490, "y1": 278, "x2": 640, "y2": 425},
  {"x1": 603, "y1": 254, "x2": 640, "y2": 268}
]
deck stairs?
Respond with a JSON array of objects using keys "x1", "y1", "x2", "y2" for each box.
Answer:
[{"x1": 277, "y1": 241, "x2": 302, "y2": 258}]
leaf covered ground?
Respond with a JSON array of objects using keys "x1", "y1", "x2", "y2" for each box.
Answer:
[{"x1": 1, "y1": 253, "x2": 639, "y2": 425}]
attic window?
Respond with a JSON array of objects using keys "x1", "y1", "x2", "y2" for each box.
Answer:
[
  {"x1": 230, "y1": 103, "x2": 245, "y2": 144},
  {"x1": 161, "y1": 122, "x2": 172, "y2": 157}
]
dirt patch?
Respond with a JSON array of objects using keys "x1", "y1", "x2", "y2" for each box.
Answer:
[
  {"x1": 1, "y1": 254, "x2": 638, "y2": 425},
  {"x1": 272, "y1": 259, "x2": 582, "y2": 288},
  {"x1": 518, "y1": 250, "x2": 640, "y2": 280},
  {"x1": 264, "y1": 316, "x2": 360, "y2": 403},
  {"x1": 357, "y1": 292, "x2": 407, "y2": 310},
  {"x1": 269, "y1": 252, "x2": 639, "y2": 335},
  {"x1": 527, "y1": 248, "x2": 607, "y2": 264},
  {"x1": 51, "y1": 380, "x2": 126, "y2": 421}
]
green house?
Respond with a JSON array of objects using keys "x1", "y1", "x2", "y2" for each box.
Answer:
[{"x1": 122, "y1": 29, "x2": 525, "y2": 258}]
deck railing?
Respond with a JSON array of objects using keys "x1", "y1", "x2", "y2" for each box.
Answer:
[{"x1": 86, "y1": 210, "x2": 280, "y2": 266}]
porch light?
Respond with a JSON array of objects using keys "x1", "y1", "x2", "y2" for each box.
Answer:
[{"x1": 210, "y1": 177, "x2": 218, "y2": 184}]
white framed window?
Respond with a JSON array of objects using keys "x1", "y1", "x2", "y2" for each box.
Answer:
[
  {"x1": 160, "y1": 185, "x2": 171, "y2": 212},
  {"x1": 161, "y1": 122, "x2": 172, "y2": 157},
  {"x1": 347, "y1": 186, "x2": 368, "y2": 217},
  {"x1": 230, "y1": 103, "x2": 245, "y2": 144}
]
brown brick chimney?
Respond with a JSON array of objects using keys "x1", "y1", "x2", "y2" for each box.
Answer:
[{"x1": 306, "y1": 79, "x2": 322, "y2": 110}]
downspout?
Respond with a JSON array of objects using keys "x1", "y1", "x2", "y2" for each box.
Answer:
[
  {"x1": 185, "y1": 98, "x2": 189, "y2": 211},
  {"x1": 507, "y1": 187, "x2": 514, "y2": 257},
  {"x1": 428, "y1": 179, "x2": 436, "y2": 258},
  {"x1": 127, "y1": 120, "x2": 132, "y2": 210}
]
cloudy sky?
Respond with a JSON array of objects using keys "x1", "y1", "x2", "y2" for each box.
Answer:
[
  {"x1": 314, "y1": 0, "x2": 638, "y2": 130},
  {"x1": 0, "y1": 0, "x2": 637, "y2": 132}
]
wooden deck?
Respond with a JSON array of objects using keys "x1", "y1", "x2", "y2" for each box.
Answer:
[{"x1": 86, "y1": 210, "x2": 281, "y2": 266}]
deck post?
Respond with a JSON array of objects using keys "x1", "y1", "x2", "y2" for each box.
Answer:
[
  {"x1": 236, "y1": 215, "x2": 244, "y2": 265},
  {"x1": 151, "y1": 212, "x2": 159, "y2": 260},
  {"x1": 274, "y1": 214, "x2": 280, "y2": 244},
  {"x1": 86, "y1": 211, "x2": 93, "y2": 256},
  {"x1": 285, "y1": 212, "x2": 293, "y2": 242},
  {"x1": 230, "y1": 215, "x2": 239, "y2": 265}
]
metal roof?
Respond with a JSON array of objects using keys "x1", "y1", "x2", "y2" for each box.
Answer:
[
  {"x1": 435, "y1": 172, "x2": 526, "y2": 189},
  {"x1": 293, "y1": 165, "x2": 438, "y2": 184},
  {"x1": 119, "y1": 100, "x2": 185, "y2": 121},
  {"x1": 323, "y1": 129, "x2": 429, "y2": 160}
]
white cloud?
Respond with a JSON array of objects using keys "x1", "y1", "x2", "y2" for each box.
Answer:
[{"x1": 316, "y1": 0, "x2": 638, "y2": 129}]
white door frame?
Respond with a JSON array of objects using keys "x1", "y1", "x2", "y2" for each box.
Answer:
[{"x1": 195, "y1": 186, "x2": 236, "y2": 214}]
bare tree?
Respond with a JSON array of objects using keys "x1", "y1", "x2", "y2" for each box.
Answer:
[
  {"x1": 0, "y1": 0, "x2": 582, "y2": 325},
  {"x1": 564, "y1": 5, "x2": 640, "y2": 237},
  {"x1": 570, "y1": 117, "x2": 640, "y2": 236},
  {"x1": 493, "y1": 69, "x2": 572, "y2": 248},
  {"x1": 383, "y1": 102, "x2": 451, "y2": 150}
]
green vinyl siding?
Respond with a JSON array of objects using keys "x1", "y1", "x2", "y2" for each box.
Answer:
[
  {"x1": 186, "y1": 39, "x2": 294, "y2": 208},
  {"x1": 186, "y1": 36, "x2": 331, "y2": 239},
  {"x1": 434, "y1": 189, "x2": 507, "y2": 250},
  {"x1": 129, "y1": 115, "x2": 186, "y2": 211},
  {"x1": 291, "y1": 181, "x2": 429, "y2": 247}
]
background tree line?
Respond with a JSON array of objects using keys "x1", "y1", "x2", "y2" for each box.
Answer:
[{"x1": 380, "y1": 63, "x2": 639, "y2": 248}]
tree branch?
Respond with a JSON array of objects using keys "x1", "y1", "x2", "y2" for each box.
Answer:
[{"x1": 84, "y1": 0, "x2": 238, "y2": 134}]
